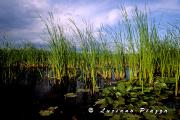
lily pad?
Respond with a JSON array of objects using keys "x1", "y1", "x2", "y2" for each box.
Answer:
[
  {"x1": 39, "y1": 110, "x2": 54, "y2": 116},
  {"x1": 77, "y1": 88, "x2": 91, "y2": 92},
  {"x1": 39, "y1": 106, "x2": 58, "y2": 116},
  {"x1": 130, "y1": 98, "x2": 138, "y2": 102},
  {"x1": 104, "y1": 112, "x2": 113, "y2": 117},
  {"x1": 64, "y1": 93, "x2": 77, "y2": 98},
  {"x1": 143, "y1": 87, "x2": 153, "y2": 93},
  {"x1": 130, "y1": 92, "x2": 137, "y2": 97}
]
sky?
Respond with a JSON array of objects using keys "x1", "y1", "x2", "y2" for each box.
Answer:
[{"x1": 0, "y1": 0, "x2": 180, "y2": 47}]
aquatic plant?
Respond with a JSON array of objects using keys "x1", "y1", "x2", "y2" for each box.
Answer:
[
  {"x1": 70, "y1": 19, "x2": 100, "y2": 93},
  {"x1": 95, "y1": 80, "x2": 176, "y2": 120}
]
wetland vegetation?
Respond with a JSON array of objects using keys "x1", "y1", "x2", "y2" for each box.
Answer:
[{"x1": 0, "y1": 7, "x2": 179, "y2": 120}]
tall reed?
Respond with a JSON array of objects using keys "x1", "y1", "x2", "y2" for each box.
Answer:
[{"x1": 70, "y1": 19, "x2": 101, "y2": 93}]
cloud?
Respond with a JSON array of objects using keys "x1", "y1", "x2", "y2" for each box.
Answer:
[
  {"x1": 0, "y1": 0, "x2": 49, "y2": 44},
  {"x1": 47, "y1": 1, "x2": 135, "y2": 31},
  {"x1": 0, "y1": 0, "x2": 180, "y2": 46},
  {"x1": 92, "y1": 9, "x2": 121, "y2": 29},
  {"x1": 0, "y1": 0, "x2": 32, "y2": 30},
  {"x1": 0, "y1": 0, "x2": 135, "y2": 45}
]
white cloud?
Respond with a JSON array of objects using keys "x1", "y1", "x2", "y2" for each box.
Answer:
[
  {"x1": 108, "y1": 9, "x2": 121, "y2": 24},
  {"x1": 3, "y1": 0, "x2": 180, "y2": 46},
  {"x1": 25, "y1": 0, "x2": 49, "y2": 10},
  {"x1": 93, "y1": 8, "x2": 121, "y2": 28},
  {"x1": 25, "y1": 1, "x2": 135, "y2": 44},
  {"x1": 47, "y1": 3, "x2": 134, "y2": 30}
]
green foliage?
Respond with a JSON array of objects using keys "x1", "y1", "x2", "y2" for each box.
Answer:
[
  {"x1": 0, "y1": 6, "x2": 179, "y2": 96},
  {"x1": 96, "y1": 80, "x2": 176, "y2": 120},
  {"x1": 39, "y1": 106, "x2": 58, "y2": 116},
  {"x1": 0, "y1": 45, "x2": 49, "y2": 83}
]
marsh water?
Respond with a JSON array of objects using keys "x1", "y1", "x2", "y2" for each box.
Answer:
[
  {"x1": 0, "y1": 67, "x2": 179, "y2": 120},
  {"x1": 0, "y1": 67, "x2": 104, "y2": 120}
]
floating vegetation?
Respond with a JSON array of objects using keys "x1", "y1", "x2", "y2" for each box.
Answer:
[
  {"x1": 39, "y1": 106, "x2": 58, "y2": 116},
  {"x1": 64, "y1": 92, "x2": 77, "y2": 98}
]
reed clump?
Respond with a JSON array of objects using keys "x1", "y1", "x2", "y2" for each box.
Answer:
[{"x1": 0, "y1": 7, "x2": 179, "y2": 95}]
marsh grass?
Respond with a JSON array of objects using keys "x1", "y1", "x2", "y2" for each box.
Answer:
[
  {"x1": 0, "y1": 7, "x2": 179, "y2": 96},
  {"x1": 0, "y1": 39, "x2": 49, "y2": 84}
]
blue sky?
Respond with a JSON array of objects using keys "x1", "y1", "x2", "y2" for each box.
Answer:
[{"x1": 0, "y1": 0, "x2": 180, "y2": 46}]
